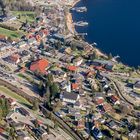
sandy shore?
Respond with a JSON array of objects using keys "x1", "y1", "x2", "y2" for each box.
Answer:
[
  {"x1": 66, "y1": 0, "x2": 80, "y2": 34},
  {"x1": 66, "y1": 12, "x2": 75, "y2": 34}
]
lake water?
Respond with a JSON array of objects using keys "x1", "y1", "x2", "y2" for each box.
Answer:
[{"x1": 71, "y1": 0, "x2": 140, "y2": 67}]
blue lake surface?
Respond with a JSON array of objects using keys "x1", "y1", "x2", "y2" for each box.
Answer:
[{"x1": 71, "y1": 0, "x2": 140, "y2": 67}]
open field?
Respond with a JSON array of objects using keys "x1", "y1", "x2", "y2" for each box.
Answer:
[
  {"x1": 0, "y1": 86, "x2": 32, "y2": 106},
  {"x1": 0, "y1": 27, "x2": 22, "y2": 39},
  {"x1": 12, "y1": 11, "x2": 35, "y2": 23}
]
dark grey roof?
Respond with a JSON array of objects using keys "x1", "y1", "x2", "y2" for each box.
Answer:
[
  {"x1": 74, "y1": 101, "x2": 80, "y2": 106},
  {"x1": 62, "y1": 92, "x2": 78, "y2": 101},
  {"x1": 134, "y1": 81, "x2": 140, "y2": 88}
]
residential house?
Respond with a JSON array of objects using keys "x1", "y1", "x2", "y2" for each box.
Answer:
[
  {"x1": 7, "y1": 53, "x2": 20, "y2": 64},
  {"x1": 91, "y1": 126, "x2": 103, "y2": 139},
  {"x1": 110, "y1": 95, "x2": 120, "y2": 105},
  {"x1": 73, "y1": 57, "x2": 83, "y2": 66},
  {"x1": 34, "y1": 127, "x2": 48, "y2": 139},
  {"x1": 133, "y1": 81, "x2": 140, "y2": 92},
  {"x1": 95, "y1": 97, "x2": 105, "y2": 106},
  {"x1": 60, "y1": 91, "x2": 80, "y2": 104},
  {"x1": 87, "y1": 78, "x2": 98, "y2": 91},
  {"x1": 16, "y1": 130, "x2": 30, "y2": 140},
  {"x1": 65, "y1": 47, "x2": 72, "y2": 54},
  {"x1": 72, "y1": 83, "x2": 79, "y2": 91},
  {"x1": 15, "y1": 41, "x2": 27, "y2": 48},
  {"x1": 74, "y1": 101, "x2": 82, "y2": 109},
  {"x1": 67, "y1": 65, "x2": 78, "y2": 73},
  {"x1": 75, "y1": 119, "x2": 85, "y2": 130},
  {"x1": 60, "y1": 55, "x2": 74, "y2": 63},
  {"x1": 107, "y1": 120, "x2": 119, "y2": 130},
  {"x1": 128, "y1": 130, "x2": 138, "y2": 140},
  {"x1": 28, "y1": 37, "x2": 37, "y2": 45},
  {"x1": 103, "y1": 103, "x2": 113, "y2": 113},
  {"x1": 30, "y1": 58, "x2": 50, "y2": 74}
]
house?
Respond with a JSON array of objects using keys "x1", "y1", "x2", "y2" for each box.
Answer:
[
  {"x1": 107, "y1": 120, "x2": 118, "y2": 129},
  {"x1": 7, "y1": 53, "x2": 20, "y2": 64},
  {"x1": 104, "y1": 63, "x2": 114, "y2": 71},
  {"x1": 51, "y1": 70, "x2": 67, "y2": 78},
  {"x1": 30, "y1": 58, "x2": 49, "y2": 74},
  {"x1": 16, "y1": 130, "x2": 30, "y2": 140},
  {"x1": 0, "y1": 15, "x2": 17, "y2": 22},
  {"x1": 15, "y1": 41, "x2": 27, "y2": 48},
  {"x1": 35, "y1": 127, "x2": 48, "y2": 139},
  {"x1": 73, "y1": 57, "x2": 83, "y2": 66},
  {"x1": 110, "y1": 95, "x2": 120, "y2": 105},
  {"x1": 133, "y1": 81, "x2": 140, "y2": 92},
  {"x1": 8, "y1": 98, "x2": 16, "y2": 106},
  {"x1": 86, "y1": 70, "x2": 96, "y2": 78},
  {"x1": 28, "y1": 37, "x2": 37, "y2": 45},
  {"x1": 74, "y1": 101, "x2": 82, "y2": 109},
  {"x1": 72, "y1": 83, "x2": 79, "y2": 91},
  {"x1": 87, "y1": 78, "x2": 98, "y2": 91},
  {"x1": 10, "y1": 121, "x2": 26, "y2": 130},
  {"x1": 80, "y1": 131, "x2": 89, "y2": 139},
  {"x1": 103, "y1": 103, "x2": 112, "y2": 113},
  {"x1": 67, "y1": 65, "x2": 78, "y2": 72},
  {"x1": 53, "y1": 33, "x2": 64, "y2": 42},
  {"x1": 65, "y1": 47, "x2": 72, "y2": 54},
  {"x1": 60, "y1": 91, "x2": 79, "y2": 104},
  {"x1": 75, "y1": 119, "x2": 85, "y2": 130},
  {"x1": 91, "y1": 127, "x2": 103, "y2": 139},
  {"x1": 95, "y1": 97, "x2": 105, "y2": 106},
  {"x1": 16, "y1": 107, "x2": 30, "y2": 116},
  {"x1": 128, "y1": 130, "x2": 138, "y2": 139},
  {"x1": 60, "y1": 55, "x2": 74, "y2": 63}
]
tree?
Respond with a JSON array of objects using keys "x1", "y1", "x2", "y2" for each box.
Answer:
[
  {"x1": 53, "y1": 101, "x2": 62, "y2": 112},
  {"x1": 71, "y1": 43, "x2": 77, "y2": 51},
  {"x1": 108, "y1": 53, "x2": 113, "y2": 60},
  {"x1": 7, "y1": 36, "x2": 12, "y2": 42},
  {"x1": 44, "y1": 87, "x2": 51, "y2": 107},
  {"x1": 0, "y1": 98, "x2": 10, "y2": 117},
  {"x1": 34, "y1": 119, "x2": 39, "y2": 128},
  {"x1": 50, "y1": 83, "x2": 60, "y2": 99},
  {"x1": 90, "y1": 51, "x2": 97, "y2": 60},
  {"x1": 113, "y1": 131, "x2": 119, "y2": 140},
  {"x1": 0, "y1": 107, "x2": 3, "y2": 120},
  {"x1": 40, "y1": 40, "x2": 44, "y2": 49},
  {"x1": 32, "y1": 99, "x2": 39, "y2": 111},
  {"x1": 8, "y1": 127, "x2": 16, "y2": 140},
  {"x1": 56, "y1": 41, "x2": 62, "y2": 50},
  {"x1": 45, "y1": 73, "x2": 54, "y2": 87},
  {"x1": 38, "y1": 80, "x2": 44, "y2": 96}
]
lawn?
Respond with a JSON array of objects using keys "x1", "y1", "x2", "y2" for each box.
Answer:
[
  {"x1": 0, "y1": 27, "x2": 22, "y2": 39},
  {"x1": 12, "y1": 11, "x2": 35, "y2": 23},
  {"x1": 0, "y1": 86, "x2": 32, "y2": 106}
]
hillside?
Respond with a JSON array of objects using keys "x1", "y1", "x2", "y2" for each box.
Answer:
[{"x1": 0, "y1": 0, "x2": 35, "y2": 16}]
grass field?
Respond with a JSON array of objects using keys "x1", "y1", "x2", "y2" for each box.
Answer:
[
  {"x1": 0, "y1": 27, "x2": 22, "y2": 39},
  {"x1": 0, "y1": 86, "x2": 32, "y2": 106},
  {"x1": 12, "y1": 11, "x2": 35, "y2": 23}
]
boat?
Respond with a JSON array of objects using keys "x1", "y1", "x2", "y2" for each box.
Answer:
[
  {"x1": 71, "y1": 7, "x2": 87, "y2": 13},
  {"x1": 74, "y1": 21, "x2": 88, "y2": 27},
  {"x1": 93, "y1": 42, "x2": 97, "y2": 46}
]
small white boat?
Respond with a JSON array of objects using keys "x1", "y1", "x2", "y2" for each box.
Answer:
[{"x1": 74, "y1": 21, "x2": 88, "y2": 26}]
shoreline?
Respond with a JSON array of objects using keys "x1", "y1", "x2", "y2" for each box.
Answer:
[
  {"x1": 67, "y1": 0, "x2": 108, "y2": 58},
  {"x1": 66, "y1": 0, "x2": 80, "y2": 34}
]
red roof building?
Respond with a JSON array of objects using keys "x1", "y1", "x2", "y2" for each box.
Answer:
[
  {"x1": 67, "y1": 65, "x2": 78, "y2": 72},
  {"x1": 95, "y1": 98, "x2": 104, "y2": 105},
  {"x1": 72, "y1": 83, "x2": 79, "y2": 90},
  {"x1": 8, "y1": 54, "x2": 20, "y2": 64},
  {"x1": 103, "y1": 103, "x2": 113, "y2": 113},
  {"x1": 30, "y1": 59, "x2": 49, "y2": 74}
]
